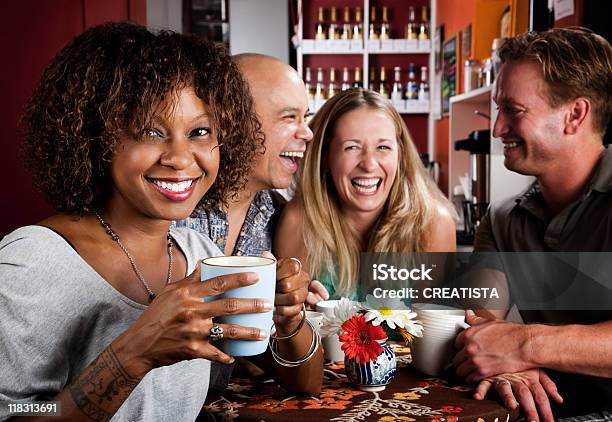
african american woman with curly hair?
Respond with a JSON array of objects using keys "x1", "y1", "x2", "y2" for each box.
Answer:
[{"x1": 0, "y1": 22, "x2": 321, "y2": 421}]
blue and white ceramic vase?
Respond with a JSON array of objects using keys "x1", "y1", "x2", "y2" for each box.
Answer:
[{"x1": 344, "y1": 342, "x2": 396, "y2": 392}]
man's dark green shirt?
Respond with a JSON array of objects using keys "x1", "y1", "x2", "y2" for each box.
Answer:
[{"x1": 474, "y1": 145, "x2": 612, "y2": 417}]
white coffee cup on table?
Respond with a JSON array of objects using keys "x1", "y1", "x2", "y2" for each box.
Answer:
[
  {"x1": 315, "y1": 300, "x2": 346, "y2": 363},
  {"x1": 410, "y1": 304, "x2": 470, "y2": 376},
  {"x1": 306, "y1": 310, "x2": 324, "y2": 336}
]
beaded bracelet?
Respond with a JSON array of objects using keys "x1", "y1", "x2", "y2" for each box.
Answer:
[
  {"x1": 269, "y1": 318, "x2": 320, "y2": 367},
  {"x1": 269, "y1": 303, "x2": 306, "y2": 340}
]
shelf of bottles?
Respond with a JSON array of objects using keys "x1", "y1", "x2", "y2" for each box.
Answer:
[
  {"x1": 300, "y1": 3, "x2": 430, "y2": 54},
  {"x1": 303, "y1": 5, "x2": 362, "y2": 53},
  {"x1": 298, "y1": 0, "x2": 432, "y2": 115},
  {"x1": 305, "y1": 63, "x2": 429, "y2": 114}
]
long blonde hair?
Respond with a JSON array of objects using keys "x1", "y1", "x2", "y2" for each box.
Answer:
[{"x1": 295, "y1": 88, "x2": 452, "y2": 296}]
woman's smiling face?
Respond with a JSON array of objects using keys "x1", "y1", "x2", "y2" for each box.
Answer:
[
  {"x1": 326, "y1": 106, "x2": 399, "y2": 218},
  {"x1": 108, "y1": 86, "x2": 219, "y2": 221}
]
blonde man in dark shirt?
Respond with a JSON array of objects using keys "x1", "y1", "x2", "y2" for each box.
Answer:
[{"x1": 452, "y1": 28, "x2": 612, "y2": 421}]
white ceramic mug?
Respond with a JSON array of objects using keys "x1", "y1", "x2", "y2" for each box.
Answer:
[
  {"x1": 315, "y1": 300, "x2": 345, "y2": 363},
  {"x1": 410, "y1": 304, "x2": 469, "y2": 376},
  {"x1": 306, "y1": 310, "x2": 324, "y2": 336},
  {"x1": 201, "y1": 256, "x2": 276, "y2": 356}
]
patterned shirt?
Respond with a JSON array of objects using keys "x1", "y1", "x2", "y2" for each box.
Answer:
[{"x1": 176, "y1": 190, "x2": 286, "y2": 256}]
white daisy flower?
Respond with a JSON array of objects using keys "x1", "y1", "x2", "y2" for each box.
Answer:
[
  {"x1": 403, "y1": 317, "x2": 424, "y2": 338},
  {"x1": 363, "y1": 294, "x2": 422, "y2": 336},
  {"x1": 319, "y1": 297, "x2": 361, "y2": 337},
  {"x1": 364, "y1": 294, "x2": 410, "y2": 312}
]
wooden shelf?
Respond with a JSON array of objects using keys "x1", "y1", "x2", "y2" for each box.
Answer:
[
  {"x1": 450, "y1": 85, "x2": 493, "y2": 104},
  {"x1": 301, "y1": 39, "x2": 431, "y2": 55},
  {"x1": 301, "y1": 49, "x2": 364, "y2": 55},
  {"x1": 312, "y1": 99, "x2": 429, "y2": 115},
  {"x1": 368, "y1": 39, "x2": 431, "y2": 54}
]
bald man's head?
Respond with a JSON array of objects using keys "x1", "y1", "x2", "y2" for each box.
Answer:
[
  {"x1": 233, "y1": 53, "x2": 286, "y2": 74},
  {"x1": 231, "y1": 53, "x2": 313, "y2": 192},
  {"x1": 234, "y1": 54, "x2": 301, "y2": 100}
]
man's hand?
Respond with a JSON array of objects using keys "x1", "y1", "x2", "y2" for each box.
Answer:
[
  {"x1": 306, "y1": 280, "x2": 329, "y2": 310},
  {"x1": 453, "y1": 310, "x2": 535, "y2": 383},
  {"x1": 263, "y1": 252, "x2": 309, "y2": 336},
  {"x1": 474, "y1": 369, "x2": 563, "y2": 422},
  {"x1": 255, "y1": 253, "x2": 323, "y2": 396}
]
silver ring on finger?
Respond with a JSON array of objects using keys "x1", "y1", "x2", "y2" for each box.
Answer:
[
  {"x1": 289, "y1": 257, "x2": 302, "y2": 273},
  {"x1": 209, "y1": 323, "x2": 224, "y2": 342},
  {"x1": 495, "y1": 379, "x2": 511, "y2": 387}
]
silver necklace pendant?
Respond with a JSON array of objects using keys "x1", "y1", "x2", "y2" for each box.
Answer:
[{"x1": 93, "y1": 210, "x2": 173, "y2": 303}]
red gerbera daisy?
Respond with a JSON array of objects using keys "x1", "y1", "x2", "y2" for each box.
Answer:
[{"x1": 339, "y1": 315, "x2": 386, "y2": 363}]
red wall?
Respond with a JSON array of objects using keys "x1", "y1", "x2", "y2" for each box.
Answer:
[
  {"x1": 433, "y1": 0, "x2": 476, "y2": 195},
  {"x1": 1, "y1": 0, "x2": 145, "y2": 237},
  {"x1": 554, "y1": 0, "x2": 585, "y2": 28}
]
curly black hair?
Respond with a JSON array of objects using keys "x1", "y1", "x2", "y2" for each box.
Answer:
[{"x1": 21, "y1": 22, "x2": 263, "y2": 213}]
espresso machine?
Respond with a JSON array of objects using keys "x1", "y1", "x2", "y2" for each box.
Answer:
[{"x1": 454, "y1": 130, "x2": 490, "y2": 243}]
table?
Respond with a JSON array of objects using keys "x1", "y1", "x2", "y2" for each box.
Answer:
[{"x1": 200, "y1": 346, "x2": 520, "y2": 421}]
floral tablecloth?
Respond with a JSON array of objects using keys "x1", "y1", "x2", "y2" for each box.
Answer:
[{"x1": 200, "y1": 346, "x2": 520, "y2": 422}]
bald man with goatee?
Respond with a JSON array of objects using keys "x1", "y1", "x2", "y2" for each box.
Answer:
[
  {"x1": 177, "y1": 54, "x2": 324, "y2": 394},
  {"x1": 179, "y1": 54, "x2": 328, "y2": 305},
  {"x1": 179, "y1": 54, "x2": 313, "y2": 256}
]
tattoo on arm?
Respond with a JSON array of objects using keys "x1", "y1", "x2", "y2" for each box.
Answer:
[{"x1": 69, "y1": 346, "x2": 140, "y2": 421}]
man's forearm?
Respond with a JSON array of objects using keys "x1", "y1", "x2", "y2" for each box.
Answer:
[{"x1": 529, "y1": 320, "x2": 612, "y2": 378}]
